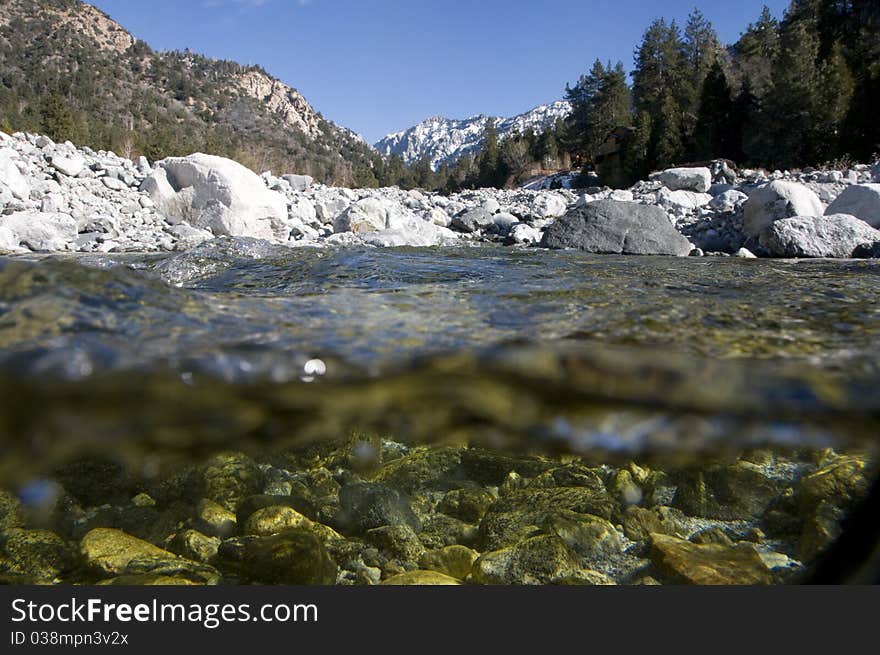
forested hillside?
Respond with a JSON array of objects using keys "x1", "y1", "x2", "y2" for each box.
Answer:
[{"x1": 0, "y1": 0, "x2": 385, "y2": 184}]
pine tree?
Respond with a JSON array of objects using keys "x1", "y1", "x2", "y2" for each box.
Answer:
[
  {"x1": 632, "y1": 19, "x2": 688, "y2": 170},
  {"x1": 732, "y1": 77, "x2": 760, "y2": 164},
  {"x1": 814, "y1": 41, "x2": 854, "y2": 161},
  {"x1": 564, "y1": 59, "x2": 606, "y2": 161},
  {"x1": 734, "y1": 6, "x2": 780, "y2": 101},
  {"x1": 682, "y1": 9, "x2": 722, "y2": 136},
  {"x1": 589, "y1": 63, "x2": 632, "y2": 159},
  {"x1": 692, "y1": 60, "x2": 735, "y2": 160},
  {"x1": 653, "y1": 91, "x2": 684, "y2": 169},
  {"x1": 763, "y1": 18, "x2": 821, "y2": 167},
  {"x1": 623, "y1": 110, "x2": 652, "y2": 184},
  {"x1": 478, "y1": 118, "x2": 501, "y2": 188},
  {"x1": 39, "y1": 93, "x2": 76, "y2": 142},
  {"x1": 501, "y1": 137, "x2": 532, "y2": 184}
]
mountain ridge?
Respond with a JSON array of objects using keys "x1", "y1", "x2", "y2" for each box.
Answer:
[{"x1": 375, "y1": 100, "x2": 572, "y2": 171}]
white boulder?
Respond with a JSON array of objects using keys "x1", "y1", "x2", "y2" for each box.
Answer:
[
  {"x1": 0, "y1": 211, "x2": 77, "y2": 251},
  {"x1": 826, "y1": 184, "x2": 880, "y2": 228},
  {"x1": 334, "y1": 197, "x2": 388, "y2": 233},
  {"x1": 283, "y1": 174, "x2": 313, "y2": 192},
  {"x1": 657, "y1": 167, "x2": 712, "y2": 193},
  {"x1": 743, "y1": 181, "x2": 824, "y2": 237},
  {"x1": 360, "y1": 217, "x2": 458, "y2": 247},
  {"x1": 709, "y1": 189, "x2": 748, "y2": 212},
  {"x1": 531, "y1": 193, "x2": 567, "y2": 219},
  {"x1": 506, "y1": 222, "x2": 543, "y2": 245},
  {"x1": 50, "y1": 153, "x2": 86, "y2": 177},
  {"x1": 0, "y1": 148, "x2": 29, "y2": 200},
  {"x1": 759, "y1": 214, "x2": 880, "y2": 258},
  {"x1": 143, "y1": 153, "x2": 288, "y2": 241}
]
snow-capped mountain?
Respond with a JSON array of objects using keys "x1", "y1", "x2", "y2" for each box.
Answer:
[{"x1": 375, "y1": 101, "x2": 572, "y2": 171}]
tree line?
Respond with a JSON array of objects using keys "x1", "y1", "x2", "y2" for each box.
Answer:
[{"x1": 416, "y1": 0, "x2": 880, "y2": 191}]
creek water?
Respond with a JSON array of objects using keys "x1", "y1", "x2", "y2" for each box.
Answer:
[{"x1": 0, "y1": 239, "x2": 878, "y2": 584}]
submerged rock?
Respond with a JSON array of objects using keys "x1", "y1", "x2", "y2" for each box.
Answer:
[
  {"x1": 228, "y1": 529, "x2": 338, "y2": 585},
  {"x1": 478, "y1": 486, "x2": 617, "y2": 550},
  {"x1": 337, "y1": 483, "x2": 420, "y2": 535},
  {"x1": 381, "y1": 570, "x2": 461, "y2": 585},
  {"x1": 540, "y1": 200, "x2": 693, "y2": 256},
  {"x1": 418, "y1": 545, "x2": 478, "y2": 580},
  {"x1": 201, "y1": 452, "x2": 265, "y2": 512},
  {"x1": 650, "y1": 533, "x2": 772, "y2": 584},
  {"x1": 81, "y1": 528, "x2": 185, "y2": 577},
  {"x1": 1, "y1": 529, "x2": 76, "y2": 581}
]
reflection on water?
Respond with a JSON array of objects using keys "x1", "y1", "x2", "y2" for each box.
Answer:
[{"x1": 0, "y1": 239, "x2": 877, "y2": 584}]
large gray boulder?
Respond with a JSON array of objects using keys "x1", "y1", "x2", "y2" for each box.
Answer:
[
  {"x1": 142, "y1": 153, "x2": 288, "y2": 241},
  {"x1": 743, "y1": 181, "x2": 824, "y2": 237},
  {"x1": 282, "y1": 174, "x2": 313, "y2": 192},
  {"x1": 0, "y1": 149, "x2": 29, "y2": 200},
  {"x1": 0, "y1": 212, "x2": 77, "y2": 252},
  {"x1": 758, "y1": 214, "x2": 880, "y2": 258},
  {"x1": 451, "y1": 208, "x2": 495, "y2": 233},
  {"x1": 657, "y1": 167, "x2": 712, "y2": 193},
  {"x1": 540, "y1": 200, "x2": 693, "y2": 256},
  {"x1": 826, "y1": 184, "x2": 880, "y2": 227},
  {"x1": 334, "y1": 197, "x2": 388, "y2": 233},
  {"x1": 530, "y1": 193, "x2": 568, "y2": 219},
  {"x1": 50, "y1": 153, "x2": 86, "y2": 178}
]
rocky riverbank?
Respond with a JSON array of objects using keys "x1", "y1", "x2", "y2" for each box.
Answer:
[
  {"x1": 0, "y1": 439, "x2": 871, "y2": 585},
  {"x1": 2, "y1": 130, "x2": 879, "y2": 257}
]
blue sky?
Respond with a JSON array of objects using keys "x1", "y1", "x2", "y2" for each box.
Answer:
[{"x1": 88, "y1": 0, "x2": 790, "y2": 143}]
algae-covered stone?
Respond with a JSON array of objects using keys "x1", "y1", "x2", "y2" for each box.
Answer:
[
  {"x1": 543, "y1": 510, "x2": 622, "y2": 559},
  {"x1": 374, "y1": 446, "x2": 465, "y2": 493},
  {"x1": 610, "y1": 469, "x2": 643, "y2": 506},
  {"x1": 507, "y1": 535, "x2": 584, "y2": 584},
  {"x1": 797, "y1": 454, "x2": 867, "y2": 511},
  {"x1": 337, "y1": 483, "x2": 420, "y2": 535},
  {"x1": 236, "y1": 492, "x2": 318, "y2": 526},
  {"x1": 690, "y1": 528, "x2": 734, "y2": 546},
  {"x1": 1, "y1": 529, "x2": 76, "y2": 580},
  {"x1": 437, "y1": 487, "x2": 496, "y2": 523},
  {"x1": 417, "y1": 514, "x2": 478, "y2": 550},
  {"x1": 673, "y1": 461, "x2": 783, "y2": 520},
  {"x1": 196, "y1": 499, "x2": 237, "y2": 538},
  {"x1": 0, "y1": 490, "x2": 22, "y2": 530},
  {"x1": 459, "y1": 448, "x2": 553, "y2": 485},
  {"x1": 556, "y1": 570, "x2": 618, "y2": 585},
  {"x1": 170, "y1": 529, "x2": 221, "y2": 563},
  {"x1": 244, "y1": 505, "x2": 312, "y2": 536},
  {"x1": 81, "y1": 528, "x2": 180, "y2": 576},
  {"x1": 622, "y1": 506, "x2": 690, "y2": 542},
  {"x1": 472, "y1": 536, "x2": 602, "y2": 585},
  {"x1": 650, "y1": 533, "x2": 772, "y2": 585},
  {"x1": 365, "y1": 525, "x2": 425, "y2": 563},
  {"x1": 98, "y1": 574, "x2": 203, "y2": 586},
  {"x1": 381, "y1": 570, "x2": 461, "y2": 585},
  {"x1": 235, "y1": 529, "x2": 338, "y2": 585},
  {"x1": 53, "y1": 455, "x2": 133, "y2": 507},
  {"x1": 201, "y1": 452, "x2": 265, "y2": 511},
  {"x1": 471, "y1": 548, "x2": 514, "y2": 585},
  {"x1": 797, "y1": 500, "x2": 845, "y2": 562},
  {"x1": 527, "y1": 464, "x2": 605, "y2": 490},
  {"x1": 478, "y1": 487, "x2": 617, "y2": 550},
  {"x1": 418, "y1": 545, "x2": 478, "y2": 580}
]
